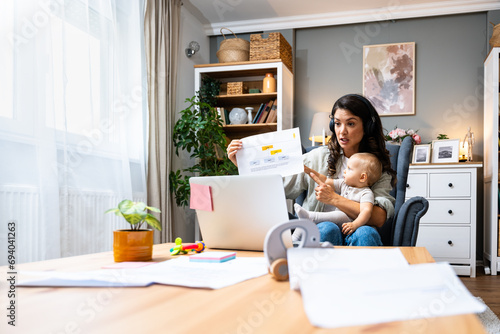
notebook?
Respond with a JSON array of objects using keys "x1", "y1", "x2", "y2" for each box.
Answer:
[{"x1": 189, "y1": 174, "x2": 292, "y2": 251}]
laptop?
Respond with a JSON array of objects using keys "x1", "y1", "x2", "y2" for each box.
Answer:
[{"x1": 189, "y1": 174, "x2": 292, "y2": 251}]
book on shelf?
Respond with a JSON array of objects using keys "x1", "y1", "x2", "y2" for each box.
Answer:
[
  {"x1": 265, "y1": 99, "x2": 278, "y2": 123},
  {"x1": 257, "y1": 99, "x2": 275, "y2": 124},
  {"x1": 218, "y1": 107, "x2": 227, "y2": 125},
  {"x1": 224, "y1": 108, "x2": 230, "y2": 125},
  {"x1": 252, "y1": 103, "x2": 266, "y2": 123}
]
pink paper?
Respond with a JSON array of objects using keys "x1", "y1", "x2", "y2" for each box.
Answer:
[{"x1": 190, "y1": 183, "x2": 213, "y2": 211}]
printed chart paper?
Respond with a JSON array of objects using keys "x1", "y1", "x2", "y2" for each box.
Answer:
[{"x1": 236, "y1": 128, "x2": 303, "y2": 177}]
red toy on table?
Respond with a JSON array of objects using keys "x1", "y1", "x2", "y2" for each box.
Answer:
[{"x1": 170, "y1": 237, "x2": 205, "y2": 255}]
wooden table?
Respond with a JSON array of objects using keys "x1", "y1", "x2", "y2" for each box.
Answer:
[{"x1": 1, "y1": 245, "x2": 486, "y2": 334}]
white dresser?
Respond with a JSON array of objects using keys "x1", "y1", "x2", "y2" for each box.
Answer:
[{"x1": 407, "y1": 163, "x2": 482, "y2": 277}]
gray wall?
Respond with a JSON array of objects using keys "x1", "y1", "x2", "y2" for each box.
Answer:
[
  {"x1": 295, "y1": 13, "x2": 487, "y2": 152},
  {"x1": 294, "y1": 13, "x2": 489, "y2": 260}
]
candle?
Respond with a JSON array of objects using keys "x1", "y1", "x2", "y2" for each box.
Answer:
[
  {"x1": 322, "y1": 128, "x2": 325, "y2": 145},
  {"x1": 460, "y1": 141, "x2": 468, "y2": 161}
]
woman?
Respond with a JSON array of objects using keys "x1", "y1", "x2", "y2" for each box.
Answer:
[{"x1": 226, "y1": 94, "x2": 396, "y2": 246}]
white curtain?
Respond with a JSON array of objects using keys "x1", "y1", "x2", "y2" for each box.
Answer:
[{"x1": 0, "y1": 0, "x2": 148, "y2": 264}]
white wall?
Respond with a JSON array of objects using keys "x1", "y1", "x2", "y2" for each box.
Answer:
[{"x1": 172, "y1": 7, "x2": 210, "y2": 241}]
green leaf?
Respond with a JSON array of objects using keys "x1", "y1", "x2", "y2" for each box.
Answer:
[
  {"x1": 144, "y1": 214, "x2": 162, "y2": 231},
  {"x1": 145, "y1": 205, "x2": 161, "y2": 213},
  {"x1": 118, "y1": 199, "x2": 134, "y2": 214},
  {"x1": 121, "y1": 213, "x2": 144, "y2": 226}
]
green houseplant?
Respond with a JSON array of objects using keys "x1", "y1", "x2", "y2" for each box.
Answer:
[
  {"x1": 169, "y1": 77, "x2": 237, "y2": 207},
  {"x1": 105, "y1": 199, "x2": 161, "y2": 262}
]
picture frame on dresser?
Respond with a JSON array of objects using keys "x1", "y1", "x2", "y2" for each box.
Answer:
[
  {"x1": 412, "y1": 144, "x2": 431, "y2": 164},
  {"x1": 431, "y1": 139, "x2": 459, "y2": 163}
]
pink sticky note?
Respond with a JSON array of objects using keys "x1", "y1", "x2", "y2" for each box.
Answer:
[{"x1": 190, "y1": 183, "x2": 213, "y2": 211}]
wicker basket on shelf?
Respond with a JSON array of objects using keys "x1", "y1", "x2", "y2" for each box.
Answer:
[
  {"x1": 216, "y1": 27, "x2": 250, "y2": 63},
  {"x1": 227, "y1": 82, "x2": 246, "y2": 95},
  {"x1": 250, "y1": 32, "x2": 293, "y2": 72}
]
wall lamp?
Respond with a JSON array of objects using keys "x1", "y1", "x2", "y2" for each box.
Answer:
[{"x1": 185, "y1": 41, "x2": 200, "y2": 58}]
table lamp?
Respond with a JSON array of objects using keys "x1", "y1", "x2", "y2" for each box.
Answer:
[{"x1": 309, "y1": 112, "x2": 333, "y2": 146}]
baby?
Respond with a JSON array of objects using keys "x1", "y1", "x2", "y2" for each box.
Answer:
[{"x1": 293, "y1": 152, "x2": 382, "y2": 241}]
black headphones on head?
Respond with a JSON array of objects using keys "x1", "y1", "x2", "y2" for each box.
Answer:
[{"x1": 329, "y1": 94, "x2": 378, "y2": 135}]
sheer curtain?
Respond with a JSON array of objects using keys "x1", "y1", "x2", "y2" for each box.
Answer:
[{"x1": 0, "y1": 0, "x2": 148, "y2": 264}]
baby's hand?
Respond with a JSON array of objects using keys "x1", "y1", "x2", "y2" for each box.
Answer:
[
  {"x1": 305, "y1": 165, "x2": 327, "y2": 184},
  {"x1": 342, "y1": 222, "x2": 358, "y2": 235}
]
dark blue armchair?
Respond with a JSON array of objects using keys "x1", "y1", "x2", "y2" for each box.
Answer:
[
  {"x1": 299, "y1": 136, "x2": 428, "y2": 246},
  {"x1": 378, "y1": 136, "x2": 428, "y2": 246}
]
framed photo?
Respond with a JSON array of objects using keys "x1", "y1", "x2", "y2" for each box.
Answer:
[
  {"x1": 412, "y1": 144, "x2": 431, "y2": 164},
  {"x1": 363, "y1": 42, "x2": 415, "y2": 116},
  {"x1": 431, "y1": 139, "x2": 460, "y2": 163}
]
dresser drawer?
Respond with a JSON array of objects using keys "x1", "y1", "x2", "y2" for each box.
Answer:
[
  {"x1": 406, "y1": 173, "x2": 427, "y2": 197},
  {"x1": 420, "y1": 199, "x2": 471, "y2": 224},
  {"x1": 429, "y1": 173, "x2": 471, "y2": 197},
  {"x1": 416, "y1": 226, "x2": 470, "y2": 259}
]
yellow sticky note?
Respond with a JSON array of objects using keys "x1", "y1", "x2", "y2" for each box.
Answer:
[
  {"x1": 262, "y1": 145, "x2": 273, "y2": 151},
  {"x1": 270, "y1": 149, "x2": 282, "y2": 155}
]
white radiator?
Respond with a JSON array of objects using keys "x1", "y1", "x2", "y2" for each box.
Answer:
[
  {"x1": 0, "y1": 185, "x2": 145, "y2": 265},
  {"x1": 0, "y1": 185, "x2": 41, "y2": 265}
]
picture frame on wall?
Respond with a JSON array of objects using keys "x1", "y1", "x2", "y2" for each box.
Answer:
[
  {"x1": 431, "y1": 139, "x2": 460, "y2": 163},
  {"x1": 363, "y1": 42, "x2": 415, "y2": 116},
  {"x1": 412, "y1": 144, "x2": 431, "y2": 164}
]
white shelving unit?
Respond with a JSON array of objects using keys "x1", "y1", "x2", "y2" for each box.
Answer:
[
  {"x1": 483, "y1": 47, "x2": 500, "y2": 275},
  {"x1": 192, "y1": 60, "x2": 294, "y2": 241},
  {"x1": 194, "y1": 60, "x2": 294, "y2": 140}
]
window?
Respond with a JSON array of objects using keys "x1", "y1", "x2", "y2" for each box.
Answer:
[{"x1": 0, "y1": 0, "x2": 14, "y2": 120}]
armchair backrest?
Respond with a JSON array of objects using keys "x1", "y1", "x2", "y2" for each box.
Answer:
[
  {"x1": 387, "y1": 136, "x2": 413, "y2": 217},
  {"x1": 378, "y1": 136, "x2": 418, "y2": 246}
]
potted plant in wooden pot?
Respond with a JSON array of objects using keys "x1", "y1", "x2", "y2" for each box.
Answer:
[{"x1": 105, "y1": 199, "x2": 161, "y2": 262}]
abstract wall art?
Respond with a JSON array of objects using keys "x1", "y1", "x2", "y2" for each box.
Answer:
[{"x1": 363, "y1": 42, "x2": 415, "y2": 116}]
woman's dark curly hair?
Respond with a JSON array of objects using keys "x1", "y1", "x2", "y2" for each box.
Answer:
[{"x1": 327, "y1": 94, "x2": 396, "y2": 187}]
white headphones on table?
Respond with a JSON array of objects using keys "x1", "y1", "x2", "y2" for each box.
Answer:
[{"x1": 263, "y1": 219, "x2": 323, "y2": 281}]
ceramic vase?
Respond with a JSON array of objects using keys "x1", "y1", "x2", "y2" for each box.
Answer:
[{"x1": 262, "y1": 73, "x2": 276, "y2": 93}]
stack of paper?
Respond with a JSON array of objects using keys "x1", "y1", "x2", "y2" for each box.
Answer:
[
  {"x1": 18, "y1": 257, "x2": 267, "y2": 290},
  {"x1": 287, "y1": 248, "x2": 486, "y2": 328}
]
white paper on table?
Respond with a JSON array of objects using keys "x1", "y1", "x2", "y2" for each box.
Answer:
[
  {"x1": 287, "y1": 247, "x2": 410, "y2": 290},
  {"x1": 236, "y1": 128, "x2": 303, "y2": 177},
  {"x1": 133, "y1": 257, "x2": 267, "y2": 289},
  {"x1": 299, "y1": 262, "x2": 486, "y2": 328},
  {"x1": 18, "y1": 257, "x2": 268, "y2": 289}
]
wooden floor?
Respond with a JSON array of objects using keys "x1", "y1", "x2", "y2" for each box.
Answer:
[{"x1": 460, "y1": 266, "x2": 500, "y2": 316}]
